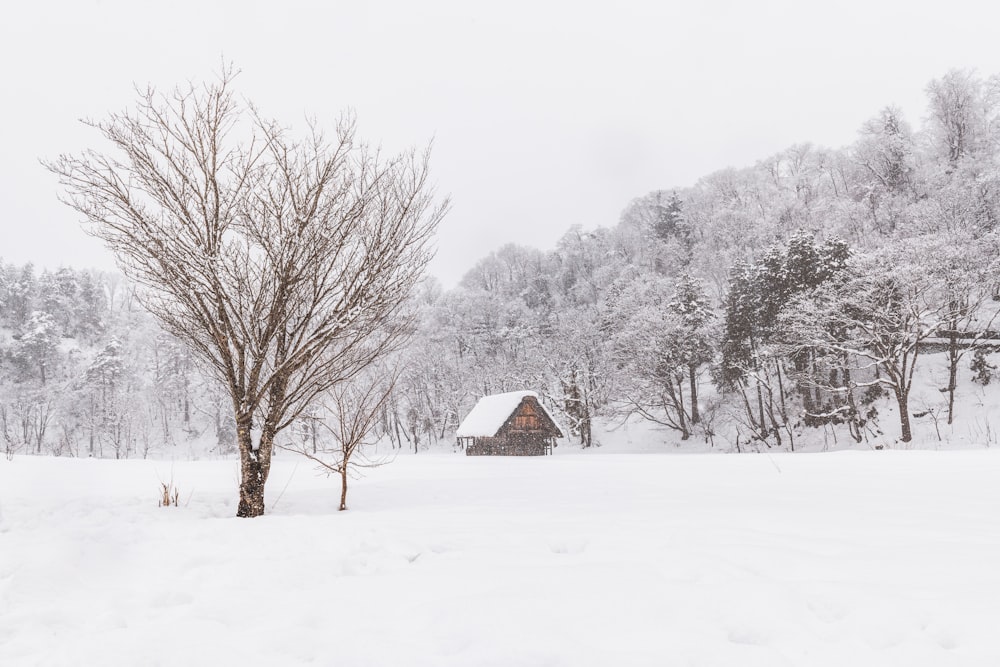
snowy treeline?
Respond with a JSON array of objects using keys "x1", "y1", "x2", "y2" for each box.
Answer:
[
  {"x1": 6, "y1": 70, "x2": 1000, "y2": 457},
  {"x1": 0, "y1": 264, "x2": 233, "y2": 459},
  {"x1": 393, "y1": 69, "x2": 1000, "y2": 450}
]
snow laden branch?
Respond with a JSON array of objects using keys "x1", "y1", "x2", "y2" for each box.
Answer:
[
  {"x1": 609, "y1": 274, "x2": 715, "y2": 442},
  {"x1": 46, "y1": 67, "x2": 448, "y2": 516},
  {"x1": 778, "y1": 251, "x2": 965, "y2": 443}
]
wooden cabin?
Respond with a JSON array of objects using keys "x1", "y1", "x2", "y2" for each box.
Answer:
[{"x1": 456, "y1": 391, "x2": 564, "y2": 456}]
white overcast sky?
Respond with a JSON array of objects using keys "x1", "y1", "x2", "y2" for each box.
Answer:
[{"x1": 3, "y1": 0, "x2": 1000, "y2": 286}]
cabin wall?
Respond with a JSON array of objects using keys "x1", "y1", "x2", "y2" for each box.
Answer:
[{"x1": 466, "y1": 433, "x2": 551, "y2": 456}]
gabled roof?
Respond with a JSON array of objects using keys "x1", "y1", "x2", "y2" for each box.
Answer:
[{"x1": 456, "y1": 390, "x2": 563, "y2": 438}]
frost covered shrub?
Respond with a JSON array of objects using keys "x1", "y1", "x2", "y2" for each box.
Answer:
[{"x1": 970, "y1": 348, "x2": 997, "y2": 385}]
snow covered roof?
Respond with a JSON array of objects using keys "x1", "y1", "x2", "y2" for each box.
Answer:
[{"x1": 456, "y1": 390, "x2": 563, "y2": 438}]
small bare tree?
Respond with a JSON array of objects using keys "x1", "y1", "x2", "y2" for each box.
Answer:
[
  {"x1": 47, "y1": 67, "x2": 447, "y2": 516},
  {"x1": 280, "y1": 365, "x2": 397, "y2": 511}
]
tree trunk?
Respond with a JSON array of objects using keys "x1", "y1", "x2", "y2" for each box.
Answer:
[
  {"x1": 798, "y1": 351, "x2": 814, "y2": 417},
  {"x1": 392, "y1": 408, "x2": 403, "y2": 449},
  {"x1": 340, "y1": 467, "x2": 348, "y2": 511},
  {"x1": 688, "y1": 364, "x2": 700, "y2": 425},
  {"x1": 237, "y1": 378, "x2": 283, "y2": 517},
  {"x1": 896, "y1": 390, "x2": 912, "y2": 443},
  {"x1": 236, "y1": 419, "x2": 267, "y2": 517},
  {"x1": 775, "y1": 362, "x2": 792, "y2": 452},
  {"x1": 947, "y1": 328, "x2": 958, "y2": 425},
  {"x1": 756, "y1": 384, "x2": 767, "y2": 438},
  {"x1": 843, "y1": 364, "x2": 863, "y2": 444},
  {"x1": 89, "y1": 394, "x2": 96, "y2": 457},
  {"x1": 577, "y1": 392, "x2": 592, "y2": 448},
  {"x1": 674, "y1": 377, "x2": 690, "y2": 441}
]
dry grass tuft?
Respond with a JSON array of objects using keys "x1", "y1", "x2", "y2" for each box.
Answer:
[{"x1": 158, "y1": 482, "x2": 180, "y2": 507}]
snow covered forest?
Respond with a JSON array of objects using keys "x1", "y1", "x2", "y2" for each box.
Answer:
[
  {"x1": 388, "y1": 68, "x2": 1000, "y2": 452},
  {"x1": 0, "y1": 266, "x2": 223, "y2": 459},
  {"x1": 5, "y1": 69, "x2": 1000, "y2": 459}
]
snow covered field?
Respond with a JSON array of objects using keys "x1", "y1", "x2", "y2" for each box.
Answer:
[{"x1": 3, "y1": 449, "x2": 1000, "y2": 666}]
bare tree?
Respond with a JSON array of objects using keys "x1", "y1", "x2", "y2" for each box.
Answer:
[
  {"x1": 47, "y1": 68, "x2": 447, "y2": 516},
  {"x1": 280, "y1": 365, "x2": 397, "y2": 511}
]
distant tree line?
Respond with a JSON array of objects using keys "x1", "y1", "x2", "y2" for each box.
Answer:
[
  {"x1": 0, "y1": 263, "x2": 235, "y2": 459},
  {"x1": 391, "y1": 69, "x2": 1000, "y2": 450}
]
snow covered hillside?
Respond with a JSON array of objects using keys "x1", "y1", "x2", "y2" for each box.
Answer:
[{"x1": 3, "y1": 451, "x2": 999, "y2": 666}]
